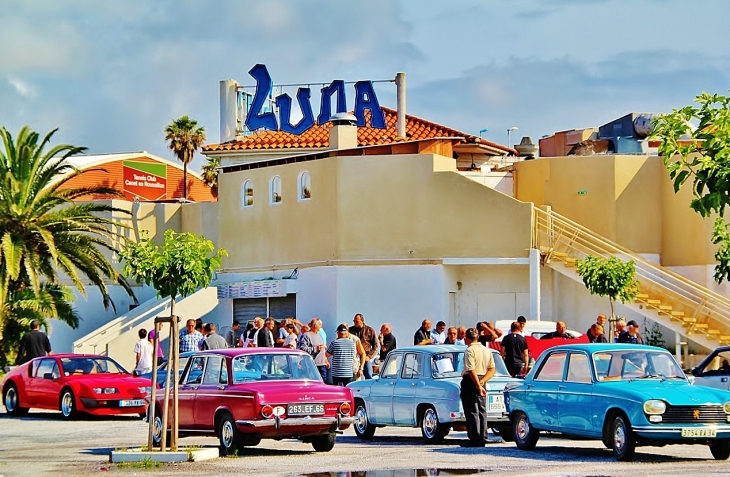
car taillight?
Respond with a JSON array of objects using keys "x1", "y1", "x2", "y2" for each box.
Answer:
[
  {"x1": 339, "y1": 402, "x2": 351, "y2": 416},
  {"x1": 261, "y1": 404, "x2": 273, "y2": 418}
]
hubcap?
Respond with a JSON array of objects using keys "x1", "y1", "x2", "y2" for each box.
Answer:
[
  {"x1": 423, "y1": 409, "x2": 437, "y2": 438},
  {"x1": 152, "y1": 416, "x2": 163, "y2": 444},
  {"x1": 5, "y1": 388, "x2": 17, "y2": 412},
  {"x1": 221, "y1": 420, "x2": 234, "y2": 448},
  {"x1": 61, "y1": 393, "x2": 73, "y2": 416},
  {"x1": 517, "y1": 416, "x2": 529, "y2": 440},
  {"x1": 355, "y1": 406, "x2": 368, "y2": 433},
  {"x1": 614, "y1": 421, "x2": 626, "y2": 450}
]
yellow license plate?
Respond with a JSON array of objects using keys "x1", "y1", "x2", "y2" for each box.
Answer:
[{"x1": 681, "y1": 428, "x2": 717, "y2": 438}]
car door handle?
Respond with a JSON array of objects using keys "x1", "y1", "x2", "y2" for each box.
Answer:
[
  {"x1": 218, "y1": 385, "x2": 226, "y2": 390},
  {"x1": 722, "y1": 378, "x2": 728, "y2": 383},
  {"x1": 411, "y1": 382, "x2": 417, "y2": 387},
  {"x1": 558, "y1": 385, "x2": 566, "y2": 390},
  {"x1": 390, "y1": 381, "x2": 395, "y2": 386}
]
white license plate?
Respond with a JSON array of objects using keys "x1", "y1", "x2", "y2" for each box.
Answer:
[
  {"x1": 681, "y1": 428, "x2": 717, "y2": 438},
  {"x1": 488, "y1": 394, "x2": 505, "y2": 411},
  {"x1": 120, "y1": 399, "x2": 145, "y2": 407},
  {"x1": 287, "y1": 403, "x2": 325, "y2": 416}
]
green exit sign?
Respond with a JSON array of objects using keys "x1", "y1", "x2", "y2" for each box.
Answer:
[{"x1": 578, "y1": 190, "x2": 588, "y2": 195}]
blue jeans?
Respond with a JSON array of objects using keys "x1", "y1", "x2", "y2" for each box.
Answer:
[
  {"x1": 363, "y1": 358, "x2": 374, "y2": 380},
  {"x1": 317, "y1": 365, "x2": 328, "y2": 382}
]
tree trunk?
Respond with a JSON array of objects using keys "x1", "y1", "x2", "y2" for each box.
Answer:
[
  {"x1": 147, "y1": 326, "x2": 160, "y2": 450},
  {"x1": 609, "y1": 297, "x2": 616, "y2": 343},
  {"x1": 171, "y1": 299, "x2": 179, "y2": 451},
  {"x1": 183, "y1": 163, "x2": 188, "y2": 201}
]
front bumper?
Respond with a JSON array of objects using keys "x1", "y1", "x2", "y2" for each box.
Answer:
[
  {"x1": 633, "y1": 424, "x2": 730, "y2": 440},
  {"x1": 237, "y1": 415, "x2": 355, "y2": 429}
]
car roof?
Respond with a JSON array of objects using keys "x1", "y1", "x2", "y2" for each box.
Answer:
[
  {"x1": 544, "y1": 343, "x2": 670, "y2": 353},
  {"x1": 186, "y1": 348, "x2": 308, "y2": 357},
  {"x1": 387, "y1": 344, "x2": 499, "y2": 354}
]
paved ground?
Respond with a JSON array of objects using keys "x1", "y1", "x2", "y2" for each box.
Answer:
[{"x1": 2, "y1": 410, "x2": 730, "y2": 477}]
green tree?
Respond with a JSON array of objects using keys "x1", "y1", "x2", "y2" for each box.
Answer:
[
  {"x1": 200, "y1": 156, "x2": 220, "y2": 198},
  {"x1": 0, "y1": 126, "x2": 133, "y2": 366},
  {"x1": 575, "y1": 255, "x2": 641, "y2": 338},
  {"x1": 119, "y1": 229, "x2": 226, "y2": 451},
  {"x1": 164, "y1": 116, "x2": 206, "y2": 201},
  {"x1": 651, "y1": 92, "x2": 730, "y2": 283}
]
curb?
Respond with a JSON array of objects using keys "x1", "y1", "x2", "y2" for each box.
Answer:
[{"x1": 110, "y1": 447, "x2": 220, "y2": 463}]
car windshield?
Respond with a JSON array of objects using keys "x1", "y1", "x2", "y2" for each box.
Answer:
[
  {"x1": 431, "y1": 351, "x2": 510, "y2": 378},
  {"x1": 232, "y1": 353, "x2": 321, "y2": 383},
  {"x1": 61, "y1": 357, "x2": 128, "y2": 375},
  {"x1": 593, "y1": 350, "x2": 686, "y2": 381}
]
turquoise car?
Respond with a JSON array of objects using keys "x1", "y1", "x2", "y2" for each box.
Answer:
[
  {"x1": 504, "y1": 343, "x2": 730, "y2": 461},
  {"x1": 347, "y1": 345, "x2": 518, "y2": 443}
]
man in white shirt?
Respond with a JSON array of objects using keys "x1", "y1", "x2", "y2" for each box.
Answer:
[
  {"x1": 431, "y1": 321, "x2": 447, "y2": 344},
  {"x1": 133, "y1": 328, "x2": 154, "y2": 376}
]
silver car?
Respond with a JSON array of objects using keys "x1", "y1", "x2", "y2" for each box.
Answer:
[
  {"x1": 347, "y1": 345, "x2": 518, "y2": 443},
  {"x1": 692, "y1": 345, "x2": 730, "y2": 391}
]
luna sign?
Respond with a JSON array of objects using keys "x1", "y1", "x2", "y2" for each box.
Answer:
[{"x1": 244, "y1": 64, "x2": 386, "y2": 135}]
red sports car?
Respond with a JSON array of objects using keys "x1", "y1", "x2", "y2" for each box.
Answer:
[
  {"x1": 2, "y1": 354, "x2": 152, "y2": 419},
  {"x1": 149, "y1": 348, "x2": 354, "y2": 454}
]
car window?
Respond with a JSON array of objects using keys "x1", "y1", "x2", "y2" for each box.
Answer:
[
  {"x1": 231, "y1": 353, "x2": 320, "y2": 383},
  {"x1": 202, "y1": 357, "x2": 225, "y2": 385},
  {"x1": 534, "y1": 352, "x2": 567, "y2": 381},
  {"x1": 491, "y1": 351, "x2": 511, "y2": 377},
  {"x1": 700, "y1": 349, "x2": 730, "y2": 375},
  {"x1": 594, "y1": 350, "x2": 685, "y2": 381},
  {"x1": 402, "y1": 353, "x2": 421, "y2": 379},
  {"x1": 566, "y1": 352, "x2": 592, "y2": 383},
  {"x1": 381, "y1": 353, "x2": 404, "y2": 378},
  {"x1": 432, "y1": 352, "x2": 460, "y2": 378},
  {"x1": 185, "y1": 357, "x2": 206, "y2": 384},
  {"x1": 35, "y1": 358, "x2": 59, "y2": 379},
  {"x1": 60, "y1": 357, "x2": 127, "y2": 375}
]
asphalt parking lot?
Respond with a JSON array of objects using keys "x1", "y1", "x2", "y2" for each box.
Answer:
[{"x1": 2, "y1": 410, "x2": 730, "y2": 477}]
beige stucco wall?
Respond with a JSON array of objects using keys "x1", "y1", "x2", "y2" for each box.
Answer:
[
  {"x1": 217, "y1": 152, "x2": 533, "y2": 272},
  {"x1": 181, "y1": 201, "x2": 220, "y2": 247}
]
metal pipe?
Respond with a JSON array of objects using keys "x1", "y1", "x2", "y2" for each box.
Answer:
[{"x1": 395, "y1": 72, "x2": 406, "y2": 138}]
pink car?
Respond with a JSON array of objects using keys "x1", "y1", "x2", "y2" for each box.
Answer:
[
  {"x1": 149, "y1": 348, "x2": 354, "y2": 454},
  {"x1": 2, "y1": 354, "x2": 151, "y2": 419}
]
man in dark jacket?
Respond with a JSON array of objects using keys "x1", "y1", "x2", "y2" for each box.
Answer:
[
  {"x1": 501, "y1": 322, "x2": 529, "y2": 377},
  {"x1": 349, "y1": 313, "x2": 378, "y2": 379},
  {"x1": 378, "y1": 323, "x2": 396, "y2": 361}
]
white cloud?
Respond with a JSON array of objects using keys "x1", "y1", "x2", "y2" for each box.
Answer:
[{"x1": 7, "y1": 77, "x2": 37, "y2": 99}]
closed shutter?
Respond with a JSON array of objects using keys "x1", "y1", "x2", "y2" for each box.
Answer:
[
  {"x1": 233, "y1": 298, "x2": 267, "y2": 325},
  {"x1": 269, "y1": 294, "x2": 297, "y2": 320}
]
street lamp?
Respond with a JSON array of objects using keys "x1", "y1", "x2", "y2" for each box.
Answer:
[{"x1": 507, "y1": 127, "x2": 519, "y2": 148}]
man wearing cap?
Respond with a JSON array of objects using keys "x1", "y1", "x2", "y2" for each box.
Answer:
[
  {"x1": 460, "y1": 327, "x2": 496, "y2": 447},
  {"x1": 327, "y1": 324, "x2": 358, "y2": 386},
  {"x1": 617, "y1": 320, "x2": 645, "y2": 344}
]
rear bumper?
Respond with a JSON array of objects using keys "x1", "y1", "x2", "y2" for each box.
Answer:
[{"x1": 237, "y1": 415, "x2": 355, "y2": 429}]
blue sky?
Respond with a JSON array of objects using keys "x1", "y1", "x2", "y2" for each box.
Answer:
[{"x1": 2, "y1": 0, "x2": 730, "y2": 172}]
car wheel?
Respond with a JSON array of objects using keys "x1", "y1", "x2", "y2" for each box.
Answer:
[
  {"x1": 611, "y1": 414, "x2": 636, "y2": 461},
  {"x1": 354, "y1": 402, "x2": 376, "y2": 439},
  {"x1": 420, "y1": 406, "x2": 449, "y2": 444},
  {"x1": 513, "y1": 411, "x2": 539, "y2": 450},
  {"x1": 60, "y1": 389, "x2": 78, "y2": 420},
  {"x1": 311, "y1": 432, "x2": 336, "y2": 452},
  {"x1": 218, "y1": 412, "x2": 240, "y2": 456},
  {"x1": 149, "y1": 407, "x2": 170, "y2": 448},
  {"x1": 3, "y1": 383, "x2": 29, "y2": 416},
  {"x1": 710, "y1": 439, "x2": 730, "y2": 460}
]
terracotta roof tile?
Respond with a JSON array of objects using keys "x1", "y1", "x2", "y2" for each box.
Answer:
[{"x1": 203, "y1": 107, "x2": 514, "y2": 154}]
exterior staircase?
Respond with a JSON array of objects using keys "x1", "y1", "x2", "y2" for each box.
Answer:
[{"x1": 533, "y1": 207, "x2": 730, "y2": 352}]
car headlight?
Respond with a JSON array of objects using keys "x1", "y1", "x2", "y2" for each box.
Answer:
[
  {"x1": 643, "y1": 399, "x2": 666, "y2": 414},
  {"x1": 138, "y1": 387, "x2": 151, "y2": 395},
  {"x1": 92, "y1": 387, "x2": 118, "y2": 394},
  {"x1": 724, "y1": 401, "x2": 730, "y2": 414}
]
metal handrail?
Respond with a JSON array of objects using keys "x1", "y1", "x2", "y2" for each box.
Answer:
[{"x1": 533, "y1": 207, "x2": 730, "y2": 331}]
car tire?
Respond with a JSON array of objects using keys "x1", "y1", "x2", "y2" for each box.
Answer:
[
  {"x1": 420, "y1": 406, "x2": 449, "y2": 444},
  {"x1": 3, "y1": 383, "x2": 29, "y2": 416},
  {"x1": 710, "y1": 439, "x2": 730, "y2": 460},
  {"x1": 149, "y1": 407, "x2": 171, "y2": 448},
  {"x1": 611, "y1": 414, "x2": 636, "y2": 461},
  {"x1": 354, "y1": 401, "x2": 376, "y2": 439},
  {"x1": 60, "y1": 389, "x2": 78, "y2": 420},
  {"x1": 311, "y1": 432, "x2": 336, "y2": 452},
  {"x1": 218, "y1": 412, "x2": 240, "y2": 456},
  {"x1": 513, "y1": 412, "x2": 539, "y2": 450}
]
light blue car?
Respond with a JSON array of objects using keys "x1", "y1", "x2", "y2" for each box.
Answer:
[
  {"x1": 504, "y1": 343, "x2": 730, "y2": 461},
  {"x1": 347, "y1": 345, "x2": 518, "y2": 443}
]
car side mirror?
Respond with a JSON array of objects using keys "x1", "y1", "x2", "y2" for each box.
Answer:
[
  {"x1": 43, "y1": 372, "x2": 55, "y2": 380},
  {"x1": 691, "y1": 367, "x2": 701, "y2": 377}
]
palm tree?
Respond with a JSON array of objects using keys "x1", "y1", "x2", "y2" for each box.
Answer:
[
  {"x1": 200, "y1": 156, "x2": 220, "y2": 198},
  {"x1": 0, "y1": 125, "x2": 134, "y2": 363},
  {"x1": 164, "y1": 116, "x2": 206, "y2": 201}
]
